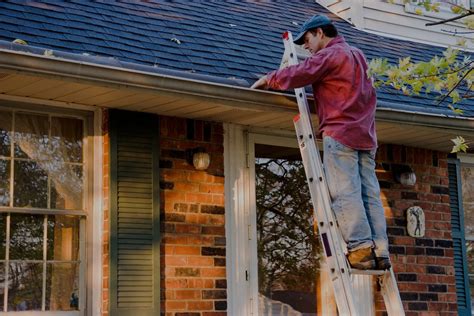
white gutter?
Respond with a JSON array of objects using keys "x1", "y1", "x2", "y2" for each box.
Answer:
[{"x1": 0, "y1": 46, "x2": 473, "y2": 133}]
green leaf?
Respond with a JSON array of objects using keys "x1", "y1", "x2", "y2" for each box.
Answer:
[
  {"x1": 448, "y1": 104, "x2": 464, "y2": 115},
  {"x1": 451, "y1": 136, "x2": 469, "y2": 153}
]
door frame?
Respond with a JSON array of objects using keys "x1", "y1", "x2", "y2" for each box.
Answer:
[
  {"x1": 225, "y1": 123, "x2": 336, "y2": 315},
  {"x1": 247, "y1": 133, "x2": 300, "y2": 315}
]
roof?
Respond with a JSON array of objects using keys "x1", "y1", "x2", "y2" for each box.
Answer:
[{"x1": 0, "y1": 0, "x2": 473, "y2": 118}]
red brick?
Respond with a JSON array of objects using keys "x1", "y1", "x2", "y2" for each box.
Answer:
[
  {"x1": 174, "y1": 182, "x2": 200, "y2": 192},
  {"x1": 175, "y1": 290, "x2": 200, "y2": 300},
  {"x1": 199, "y1": 183, "x2": 224, "y2": 194},
  {"x1": 174, "y1": 245, "x2": 201, "y2": 255},
  {"x1": 187, "y1": 301, "x2": 213, "y2": 310},
  {"x1": 187, "y1": 257, "x2": 214, "y2": 266},
  {"x1": 201, "y1": 267, "x2": 226, "y2": 277},
  {"x1": 166, "y1": 300, "x2": 186, "y2": 310},
  {"x1": 186, "y1": 192, "x2": 214, "y2": 203},
  {"x1": 166, "y1": 279, "x2": 188, "y2": 289}
]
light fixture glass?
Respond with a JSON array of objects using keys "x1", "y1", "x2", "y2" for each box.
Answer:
[
  {"x1": 399, "y1": 172, "x2": 416, "y2": 186},
  {"x1": 193, "y1": 151, "x2": 210, "y2": 170}
]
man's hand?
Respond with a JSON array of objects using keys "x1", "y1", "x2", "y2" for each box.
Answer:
[{"x1": 251, "y1": 75, "x2": 268, "y2": 89}]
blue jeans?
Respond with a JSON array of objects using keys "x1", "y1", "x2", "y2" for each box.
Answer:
[{"x1": 323, "y1": 136, "x2": 389, "y2": 258}]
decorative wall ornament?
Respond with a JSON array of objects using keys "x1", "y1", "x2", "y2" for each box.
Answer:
[{"x1": 407, "y1": 206, "x2": 425, "y2": 238}]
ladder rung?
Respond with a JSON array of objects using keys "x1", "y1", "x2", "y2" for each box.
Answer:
[{"x1": 351, "y1": 269, "x2": 388, "y2": 276}]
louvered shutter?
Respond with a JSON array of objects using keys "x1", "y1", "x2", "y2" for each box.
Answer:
[
  {"x1": 109, "y1": 110, "x2": 160, "y2": 316},
  {"x1": 448, "y1": 158, "x2": 471, "y2": 316}
]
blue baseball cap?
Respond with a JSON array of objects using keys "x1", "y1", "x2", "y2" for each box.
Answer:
[{"x1": 293, "y1": 14, "x2": 333, "y2": 45}]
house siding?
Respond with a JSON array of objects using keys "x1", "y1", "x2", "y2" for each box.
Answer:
[{"x1": 320, "y1": 0, "x2": 474, "y2": 49}]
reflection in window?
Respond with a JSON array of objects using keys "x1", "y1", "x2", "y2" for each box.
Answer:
[
  {"x1": 47, "y1": 215, "x2": 80, "y2": 261},
  {"x1": 0, "y1": 263, "x2": 4, "y2": 311},
  {"x1": 14, "y1": 160, "x2": 48, "y2": 208},
  {"x1": 0, "y1": 214, "x2": 5, "y2": 259},
  {"x1": 46, "y1": 263, "x2": 79, "y2": 311},
  {"x1": 1, "y1": 214, "x2": 81, "y2": 312},
  {"x1": 0, "y1": 110, "x2": 12, "y2": 157},
  {"x1": 8, "y1": 262, "x2": 43, "y2": 311},
  {"x1": 0, "y1": 109, "x2": 84, "y2": 313},
  {"x1": 0, "y1": 160, "x2": 10, "y2": 207},
  {"x1": 9, "y1": 214, "x2": 43, "y2": 260},
  {"x1": 2, "y1": 111, "x2": 85, "y2": 211},
  {"x1": 256, "y1": 144, "x2": 323, "y2": 315}
]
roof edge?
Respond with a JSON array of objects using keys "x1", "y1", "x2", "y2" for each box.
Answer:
[
  {"x1": 0, "y1": 43, "x2": 473, "y2": 133},
  {"x1": 0, "y1": 44, "x2": 298, "y2": 112}
]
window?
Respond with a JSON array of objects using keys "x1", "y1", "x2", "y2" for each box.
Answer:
[{"x1": 0, "y1": 108, "x2": 86, "y2": 314}]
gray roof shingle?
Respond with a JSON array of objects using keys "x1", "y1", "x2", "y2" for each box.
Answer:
[{"x1": 0, "y1": 0, "x2": 472, "y2": 117}]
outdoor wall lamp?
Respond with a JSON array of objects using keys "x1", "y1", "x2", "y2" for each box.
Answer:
[
  {"x1": 392, "y1": 164, "x2": 416, "y2": 186},
  {"x1": 191, "y1": 147, "x2": 210, "y2": 171}
]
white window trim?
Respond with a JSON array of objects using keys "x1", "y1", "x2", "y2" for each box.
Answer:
[{"x1": 0, "y1": 102, "x2": 102, "y2": 316}]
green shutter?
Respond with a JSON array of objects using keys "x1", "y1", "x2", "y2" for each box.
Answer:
[
  {"x1": 109, "y1": 110, "x2": 160, "y2": 316},
  {"x1": 448, "y1": 158, "x2": 471, "y2": 315}
]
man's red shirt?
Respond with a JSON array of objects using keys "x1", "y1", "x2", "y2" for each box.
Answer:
[{"x1": 267, "y1": 35, "x2": 377, "y2": 150}]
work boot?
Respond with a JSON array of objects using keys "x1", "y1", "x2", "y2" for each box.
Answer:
[
  {"x1": 375, "y1": 256, "x2": 392, "y2": 270},
  {"x1": 347, "y1": 247, "x2": 376, "y2": 270}
]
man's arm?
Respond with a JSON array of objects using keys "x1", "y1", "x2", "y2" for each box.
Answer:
[
  {"x1": 251, "y1": 51, "x2": 332, "y2": 90},
  {"x1": 250, "y1": 75, "x2": 268, "y2": 89}
]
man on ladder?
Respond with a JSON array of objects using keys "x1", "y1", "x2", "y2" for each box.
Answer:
[{"x1": 251, "y1": 14, "x2": 391, "y2": 271}]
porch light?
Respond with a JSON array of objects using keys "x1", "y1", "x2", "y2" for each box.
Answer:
[
  {"x1": 192, "y1": 147, "x2": 210, "y2": 171},
  {"x1": 393, "y1": 164, "x2": 416, "y2": 186}
]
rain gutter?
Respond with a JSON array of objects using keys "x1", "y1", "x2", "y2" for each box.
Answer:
[{"x1": 0, "y1": 41, "x2": 472, "y2": 133}]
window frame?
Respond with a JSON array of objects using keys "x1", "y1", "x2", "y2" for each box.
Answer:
[{"x1": 0, "y1": 103, "x2": 94, "y2": 316}]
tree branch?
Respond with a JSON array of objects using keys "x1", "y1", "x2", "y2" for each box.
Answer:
[
  {"x1": 437, "y1": 67, "x2": 473, "y2": 105},
  {"x1": 426, "y1": 11, "x2": 474, "y2": 26}
]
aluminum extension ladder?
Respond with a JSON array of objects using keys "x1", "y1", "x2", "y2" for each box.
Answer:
[{"x1": 280, "y1": 31, "x2": 405, "y2": 316}]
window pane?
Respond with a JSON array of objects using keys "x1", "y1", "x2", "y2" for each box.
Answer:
[
  {"x1": 50, "y1": 165, "x2": 83, "y2": 210},
  {"x1": 14, "y1": 113, "x2": 49, "y2": 159},
  {"x1": 46, "y1": 262, "x2": 79, "y2": 311},
  {"x1": 14, "y1": 160, "x2": 48, "y2": 208},
  {"x1": 0, "y1": 159, "x2": 10, "y2": 207},
  {"x1": 47, "y1": 215, "x2": 80, "y2": 261},
  {"x1": 256, "y1": 145, "x2": 322, "y2": 315},
  {"x1": 7, "y1": 262, "x2": 43, "y2": 311},
  {"x1": 0, "y1": 263, "x2": 4, "y2": 311},
  {"x1": 51, "y1": 117, "x2": 83, "y2": 163},
  {"x1": 10, "y1": 214, "x2": 44, "y2": 260},
  {"x1": 0, "y1": 110, "x2": 12, "y2": 157},
  {"x1": 0, "y1": 214, "x2": 5, "y2": 259}
]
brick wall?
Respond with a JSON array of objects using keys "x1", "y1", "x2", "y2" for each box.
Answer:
[
  {"x1": 101, "y1": 111, "x2": 459, "y2": 315},
  {"x1": 160, "y1": 116, "x2": 226, "y2": 315},
  {"x1": 374, "y1": 144, "x2": 457, "y2": 316}
]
